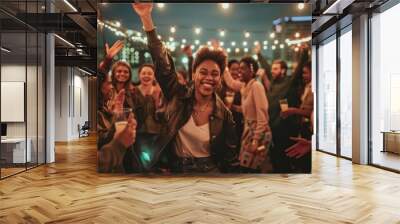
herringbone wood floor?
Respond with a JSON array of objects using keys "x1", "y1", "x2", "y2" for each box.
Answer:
[{"x1": 1, "y1": 135, "x2": 400, "y2": 224}]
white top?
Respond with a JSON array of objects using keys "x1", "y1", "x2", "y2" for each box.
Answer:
[{"x1": 175, "y1": 116, "x2": 210, "y2": 158}]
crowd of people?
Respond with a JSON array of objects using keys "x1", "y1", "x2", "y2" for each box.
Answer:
[{"x1": 97, "y1": 3, "x2": 313, "y2": 174}]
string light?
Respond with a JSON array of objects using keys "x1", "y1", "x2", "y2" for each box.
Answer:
[
  {"x1": 287, "y1": 36, "x2": 311, "y2": 45},
  {"x1": 295, "y1": 47, "x2": 299, "y2": 52},
  {"x1": 242, "y1": 41, "x2": 247, "y2": 46},
  {"x1": 280, "y1": 44, "x2": 284, "y2": 49},
  {"x1": 115, "y1": 21, "x2": 121, "y2": 28},
  {"x1": 190, "y1": 45, "x2": 195, "y2": 50},
  {"x1": 263, "y1": 40, "x2": 268, "y2": 45},
  {"x1": 195, "y1": 40, "x2": 200, "y2": 45},
  {"x1": 221, "y1": 3, "x2": 230, "y2": 10},
  {"x1": 170, "y1": 26, "x2": 176, "y2": 33},
  {"x1": 181, "y1": 44, "x2": 185, "y2": 49},
  {"x1": 194, "y1": 27, "x2": 201, "y2": 35},
  {"x1": 274, "y1": 40, "x2": 279, "y2": 45},
  {"x1": 219, "y1": 30, "x2": 225, "y2": 37},
  {"x1": 169, "y1": 37, "x2": 174, "y2": 42},
  {"x1": 207, "y1": 41, "x2": 211, "y2": 46},
  {"x1": 227, "y1": 48, "x2": 231, "y2": 53},
  {"x1": 235, "y1": 48, "x2": 240, "y2": 53},
  {"x1": 298, "y1": 3, "x2": 305, "y2": 10},
  {"x1": 263, "y1": 45, "x2": 268, "y2": 50},
  {"x1": 254, "y1": 41, "x2": 259, "y2": 46},
  {"x1": 182, "y1": 39, "x2": 186, "y2": 44},
  {"x1": 295, "y1": 32, "x2": 300, "y2": 38},
  {"x1": 270, "y1": 32, "x2": 275, "y2": 39},
  {"x1": 244, "y1": 31, "x2": 250, "y2": 38},
  {"x1": 156, "y1": 3, "x2": 165, "y2": 9},
  {"x1": 220, "y1": 41, "x2": 224, "y2": 46},
  {"x1": 244, "y1": 48, "x2": 249, "y2": 53},
  {"x1": 272, "y1": 45, "x2": 276, "y2": 50},
  {"x1": 157, "y1": 35, "x2": 162, "y2": 40},
  {"x1": 231, "y1": 41, "x2": 236, "y2": 46}
]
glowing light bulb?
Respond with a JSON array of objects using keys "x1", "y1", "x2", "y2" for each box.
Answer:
[{"x1": 221, "y1": 3, "x2": 230, "y2": 10}]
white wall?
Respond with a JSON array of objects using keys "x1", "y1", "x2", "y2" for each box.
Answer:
[
  {"x1": 1, "y1": 64, "x2": 45, "y2": 163},
  {"x1": 54, "y1": 67, "x2": 89, "y2": 141}
]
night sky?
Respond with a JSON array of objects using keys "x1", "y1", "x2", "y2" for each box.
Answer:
[{"x1": 98, "y1": 3, "x2": 311, "y2": 66}]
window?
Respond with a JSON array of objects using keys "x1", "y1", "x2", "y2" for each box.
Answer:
[
  {"x1": 339, "y1": 27, "x2": 352, "y2": 158},
  {"x1": 370, "y1": 2, "x2": 400, "y2": 171},
  {"x1": 317, "y1": 35, "x2": 337, "y2": 154}
]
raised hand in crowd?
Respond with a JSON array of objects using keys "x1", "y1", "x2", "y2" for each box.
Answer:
[
  {"x1": 132, "y1": 3, "x2": 154, "y2": 31},
  {"x1": 105, "y1": 40, "x2": 124, "y2": 60},
  {"x1": 99, "y1": 40, "x2": 124, "y2": 74}
]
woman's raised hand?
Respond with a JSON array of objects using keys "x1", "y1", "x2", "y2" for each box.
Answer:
[
  {"x1": 132, "y1": 3, "x2": 153, "y2": 18},
  {"x1": 105, "y1": 40, "x2": 124, "y2": 60},
  {"x1": 132, "y1": 3, "x2": 154, "y2": 31}
]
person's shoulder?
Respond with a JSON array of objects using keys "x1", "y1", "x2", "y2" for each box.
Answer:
[{"x1": 252, "y1": 79, "x2": 265, "y2": 91}]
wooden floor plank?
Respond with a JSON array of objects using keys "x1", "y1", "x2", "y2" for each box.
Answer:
[{"x1": 0, "y1": 135, "x2": 400, "y2": 223}]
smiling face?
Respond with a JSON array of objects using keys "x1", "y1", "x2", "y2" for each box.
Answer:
[
  {"x1": 239, "y1": 62, "x2": 253, "y2": 83},
  {"x1": 139, "y1": 66, "x2": 155, "y2": 86},
  {"x1": 229, "y1": 62, "x2": 240, "y2": 80},
  {"x1": 193, "y1": 60, "x2": 221, "y2": 97},
  {"x1": 114, "y1": 65, "x2": 130, "y2": 83}
]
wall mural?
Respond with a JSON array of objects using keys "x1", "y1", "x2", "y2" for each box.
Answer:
[{"x1": 97, "y1": 3, "x2": 312, "y2": 174}]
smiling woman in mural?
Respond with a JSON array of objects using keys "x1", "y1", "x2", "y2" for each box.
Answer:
[{"x1": 131, "y1": 3, "x2": 239, "y2": 173}]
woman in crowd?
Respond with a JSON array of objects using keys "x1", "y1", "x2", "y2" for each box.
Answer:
[
  {"x1": 223, "y1": 57, "x2": 272, "y2": 172},
  {"x1": 280, "y1": 61, "x2": 313, "y2": 172},
  {"x1": 132, "y1": 3, "x2": 238, "y2": 173},
  {"x1": 134, "y1": 63, "x2": 163, "y2": 135},
  {"x1": 98, "y1": 50, "x2": 138, "y2": 172},
  {"x1": 97, "y1": 41, "x2": 148, "y2": 173},
  {"x1": 218, "y1": 59, "x2": 244, "y2": 146},
  {"x1": 280, "y1": 62, "x2": 313, "y2": 121}
]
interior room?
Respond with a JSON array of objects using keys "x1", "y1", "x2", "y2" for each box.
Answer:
[{"x1": 0, "y1": 0, "x2": 399, "y2": 223}]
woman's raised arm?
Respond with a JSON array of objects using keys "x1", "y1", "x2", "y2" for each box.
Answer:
[{"x1": 132, "y1": 3, "x2": 187, "y2": 101}]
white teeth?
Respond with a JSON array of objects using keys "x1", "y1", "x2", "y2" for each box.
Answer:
[{"x1": 203, "y1": 83, "x2": 212, "y2": 88}]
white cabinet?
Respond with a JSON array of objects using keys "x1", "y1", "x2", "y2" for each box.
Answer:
[{"x1": 1, "y1": 138, "x2": 32, "y2": 163}]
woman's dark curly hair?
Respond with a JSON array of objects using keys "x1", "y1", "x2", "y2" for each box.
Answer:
[{"x1": 192, "y1": 47, "x2": 227, "y2": 75}]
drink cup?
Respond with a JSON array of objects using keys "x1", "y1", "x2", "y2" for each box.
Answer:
[
  {"x1": 225, "y1": 91, "x2": 235, "y2": 105},
  {"x1": 279, "y1": 99, "x2": 288, "y2": 112},
  {"x1": 114, "y1": 108, "x2": 132, "y2": 135}
]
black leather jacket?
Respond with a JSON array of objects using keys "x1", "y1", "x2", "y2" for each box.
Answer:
[{"x1": 135, "y1": 29, "x2": 239, "y2": 173}]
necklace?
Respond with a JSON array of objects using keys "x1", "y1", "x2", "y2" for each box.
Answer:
[{"x1": 193, "y1": 101, "x2": 210, "y2": 117}]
